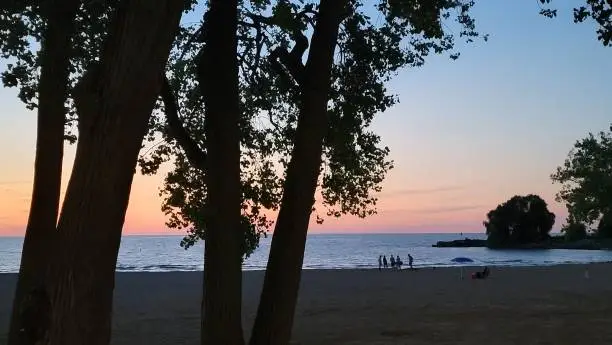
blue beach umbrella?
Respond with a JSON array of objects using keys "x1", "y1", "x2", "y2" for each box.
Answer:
[
  {"x1": 451, "y1": 257, "x2": 474, "y2": 279},
  {"x1": 451, "y1": 257, "x2": 474, "y2": 263}
]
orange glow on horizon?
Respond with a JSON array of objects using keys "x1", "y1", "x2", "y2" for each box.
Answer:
[{"x1": 0, "y1": 162, "x2": 568, "y2": 237}]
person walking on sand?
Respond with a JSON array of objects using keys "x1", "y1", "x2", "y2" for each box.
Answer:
[
  {"x1": 383, "y1": 255, "x2": 388, "y2": 268},
  {"x1": 378, "y1": 255, "x2": 383, "y2": 271},
  {"x1": 407, "y1": 253, "x2": 414, "y2": 270},
  {"x1": 396, "y1": 255, "x2": 402, "y2": 270}
]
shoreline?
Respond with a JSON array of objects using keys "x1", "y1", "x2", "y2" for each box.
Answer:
[
  {"x1": 3, "y1": 260, "x2": 612, "y2": 275},
  {"x1": 0, "y1": 260, "x2": 609, "y2": 275}
]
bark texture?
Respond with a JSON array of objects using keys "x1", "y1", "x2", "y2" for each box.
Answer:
[
  {"x1": 43, "y1": 1, "x2": 184, "y2": 344},
  {"x1": 249, "y1": 1, "x2": 347, "y2": 344},
  {"x1": 7, "y1": 1, "x2": 79, "y2": 344},
  {"x1": 197, "y1": 1, "x2": 245, "y2": 345}
]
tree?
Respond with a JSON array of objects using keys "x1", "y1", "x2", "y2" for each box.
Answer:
[
  {"x1": 596, "y1": 211, "x2": 612, "y2": 238},
  {"x1": 484, "y1": 194, "x2": 556, "y2": 248},
  {"x1": 195, "y1": 1, "x2": 244, "y2": 344},
  {"x1": 147, "y1": 2, "x2": 390, "y2": 342},
  {"x1": 47, "y1": 2, "x2": 184, "y2": 342},
  {"x1": 3, "y1": 1, "x2": 80, "y2": 343},
  {"x1": 138, "y1": 1, "x2": 483, "y2": 344},
  {"x1": 248, "y1": 2, "x2": 351, "y2": 342},
  {"x1": 551, "y1": 125, "x2": 612, "y2": 238},
  {"x1": 561, "y1": 217, "x2": 588, "y2": 241},
  {"x1": 539, "y1": 0, "x2": 612, "y2": 46},
  {"x1": 2, "y1": 1, "x2": 186, "y2": 344}
]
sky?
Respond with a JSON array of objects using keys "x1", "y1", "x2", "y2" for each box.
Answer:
[{"x1": 0, "y1": 1, "x2": 611, "y2": 236}]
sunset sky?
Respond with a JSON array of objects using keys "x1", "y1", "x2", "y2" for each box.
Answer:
[{"x1": 1, "y1": 1, "x2": 611, "y2": 236}]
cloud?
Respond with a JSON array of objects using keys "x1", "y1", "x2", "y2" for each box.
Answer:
[
  {"x1": 412, "y1": 205, "x2": 484, "y2": 214},
  {"x1": 1, "y1": 187, "x2": 29, "y2": 195},
  {"x1": 0, "y1": 180, "x2": 30, "y2": 186},
  {"x1": 382, "y1": 185, "x2": 464, "y2": 197},
  {"x1": 384, "y1": 204, "x2": 484, "y2": 215},
  {"x1": 380, "y1": 222, "x2": 481, "y2": 233},
  {"x1": 0, "y1": 216, "x2": 14, "y2": 228}
]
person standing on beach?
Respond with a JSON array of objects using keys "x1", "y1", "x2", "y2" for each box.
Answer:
[
  {"x1": 408, "y1": 254, "x2": 414, "y2": 270},
  {"x1": 396, "y1": 255, "x2": 402, "y2": 270},
  {"x1": 383, "y1": 255, "x2": 388, "y2": 268},
  {"x1": 378, "y1": 255, "x2": 383, "y2": 271},
  {"x1": 389, "y1": 255, "x2": 396, "y2": 268}
]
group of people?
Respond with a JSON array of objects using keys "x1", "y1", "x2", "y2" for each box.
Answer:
[{"x1": 378, "y1": 254, "x2": 413, "y2": 270}]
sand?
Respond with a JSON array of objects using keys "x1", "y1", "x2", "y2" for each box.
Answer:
[{"x1": 2, "y1": 264, "x2": 612, "y2": 344}]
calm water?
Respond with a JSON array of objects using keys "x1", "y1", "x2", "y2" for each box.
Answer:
[{"x1": 2, "y1": 233, "x2": 612, "y2": 273}]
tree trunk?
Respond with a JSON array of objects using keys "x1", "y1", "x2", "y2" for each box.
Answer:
[
  {"x1": 42, "y1": 1, "x2": 183, "y2": 344},
  {"x1": 7, "y1": 1, "x2": 79, "y2": 344},
  {"x1": 197, "y1": 1, "x2": 245, "y2": 345},
  {"x1": 249, "y1": 1, "x2": 347, "y2": 344}
]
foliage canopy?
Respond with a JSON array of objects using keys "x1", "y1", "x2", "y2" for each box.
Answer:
[
  {"x1": 138, "y1": 0, "x2": 484, "y2": 257},
  {"x1": 484, "y1": 194, "x2": 556, "y2": 247},
  {"x1": 539, "y1": 0, "x2": 612, "y2": 46},
  {"x1": 561, "y1": 217, "x2": 588, "y2": 241},
  {"x1": 551, "y1": 125, "x2": 612, "y2": 237}
]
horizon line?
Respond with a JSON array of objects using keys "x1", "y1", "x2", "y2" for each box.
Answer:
[
  {"x1": 0, "y1": 231, "x2": 488, "y2": 239},
  {"x1": 128, "y1": 231, "x2": 485, "y2": 236}
]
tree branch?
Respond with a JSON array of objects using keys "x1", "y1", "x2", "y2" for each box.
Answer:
[
  {"x1": 278, "y1": 30, "x2": 308, "y2": 84},
  {"x1": 244, "y1": 12, "x2": 309, "y2": 85},
  {"x1": 177, "y1": 25, "x2": 205, "y2": 63},
  {"x1": 161, "y1": 76, "x2": 207, "y2": 170}
]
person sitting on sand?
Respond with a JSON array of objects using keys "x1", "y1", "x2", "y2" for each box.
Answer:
[
  {"x1": 389, "y1": 255, "x2": 396, "y2": 268},
  {"x1": 472, "y1": 266, "x2": 490, "y2": 279},
  {"x1": 396, "y1": 255, "x2": 402, "y2": 269},
  {"x1": 383, "y1": 255, "x2": 388, "y2": 268}
]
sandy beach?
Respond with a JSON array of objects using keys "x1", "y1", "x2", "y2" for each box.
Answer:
[{"x1": 2, "y1": 264, "x2": 612, "y2": 344}]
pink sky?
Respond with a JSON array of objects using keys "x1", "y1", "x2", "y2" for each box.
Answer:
[{"x1": 0, "y1": 134, "x2": 566, "y2": 236}]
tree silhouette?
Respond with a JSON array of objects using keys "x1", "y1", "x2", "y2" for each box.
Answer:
[
  {"x1": 539, "y1": 0, "x2": 612, "y2": 46},
  {"x1": 551, "y1": 125, "x2": 612, "y2": 238},
  {"x1": 484, "y1": 194, "x2": 556, "y2": 247},
  {"x1": 2, "y1": 2, "x2": 185, "y2": 344},
  {"x1": 561, "y1": 217, "x2": 588, "y2": 241}
]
